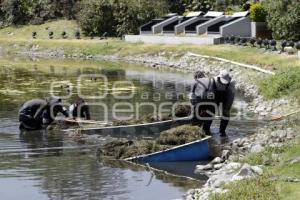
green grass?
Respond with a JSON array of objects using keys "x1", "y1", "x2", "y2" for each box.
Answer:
[
  {"x1": 210, "y1": 174, "x2": 280, "y2": 200},
  {"x1": 259, "y1": 68, "x2": 300, "y2": 103},
  {"x1": 0, "y1": 20, "x2": 81, "y2": 40},
  {"x1": 210, "y1": 137, "x2": 300, "y2": 200}
]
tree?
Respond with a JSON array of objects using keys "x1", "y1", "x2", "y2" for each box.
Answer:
[
  {"x1": 113, "y1": 0, "x2": 167, "y2": 35},
  {"x1": 168, "y1": 0, "x2": 213, "y2": 14},
  {"x1": 0, "y1": 0, "x2": 32, "y2": 26},
  {"x1": 0, "y1": 0, "x2": 80, "y2": 27},
  {"x1": 77, "y1": 0, "x2": 167, "y2": 36},
  {"x1": 263, "y1": 0, "x2": 300, "y2": 40},
  {"x1": 77, "y1": 0, "x2": 117, "y2": 36}
]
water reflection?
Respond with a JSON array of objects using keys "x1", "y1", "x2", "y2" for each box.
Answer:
[{"x1": 19, "y1": 131, "x2": 64, "y2": 157}]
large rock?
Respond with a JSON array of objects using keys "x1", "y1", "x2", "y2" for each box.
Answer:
[
  {"x1": 221, "y1": 150, "x2": 231, "y2": 160},
  {"x1": 256, "y1": 133, "x2": 270, "y2": 145},
  {"x1": 288, "y1": 156, "x2": 300, "y2": 165},
  {"x1": 195, "y1": 163, "x2": 213, "y2": 174},
  {"x1": 214, "y1": 163, "x2": 225, "y2": 170},
  {"x1": 284, "y1": 46, "x2": 295, "y2": 54},
  {"x1": 286, "y1": 128, "x2": 294, "y2": 139},
  {"x1": 231, "y1": 163, "x2": 256, "y2": 181},
  {"x1": 251, "y1": 166, "x2": 263, "y2": 175},
  {"x1": 271, "y1": 130, "x2": 286, "y2": 139},
  {"x1": 211, "y1": 157, "x2": 224, "y2": 164},
  {"x1": 250, "y1": 143, "x2": 264, "y2": 153}
]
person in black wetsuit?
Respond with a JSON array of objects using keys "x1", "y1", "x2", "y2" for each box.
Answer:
[
  {"x1": 18, "y1": 96, "x2": 69, "y2": 130},
  {"x1": 69, "y1": 97, "x2": 91, "y2": 120}
]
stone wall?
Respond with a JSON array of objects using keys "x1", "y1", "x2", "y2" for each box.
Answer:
[{"x1": 125, "y1": 35, "x2": 219, "y2": 45}]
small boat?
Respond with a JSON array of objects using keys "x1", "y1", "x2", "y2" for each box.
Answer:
[{"x1": 125, "y1": 136, "x2": 211, "y2": 162}]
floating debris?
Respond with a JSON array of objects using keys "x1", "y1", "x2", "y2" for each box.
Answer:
[
  {"x1": 112, "y1": 105, "x2": 191, "y2": 126},
  {"x1": 68, "y1": 128, "x2": 86, "y2": 144}
]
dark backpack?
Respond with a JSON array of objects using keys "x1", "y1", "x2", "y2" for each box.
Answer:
[{"x1": 192, "y1": 78, "x2": 216, "y2": 102}]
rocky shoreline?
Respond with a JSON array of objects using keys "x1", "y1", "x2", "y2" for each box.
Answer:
[{"x1": 185, "y1": 124, "x2": 299, "y2": 200}]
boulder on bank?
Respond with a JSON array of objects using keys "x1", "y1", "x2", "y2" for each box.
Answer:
[{"x1": 98, "y1": 125, "x2": 206, "y2": 159}]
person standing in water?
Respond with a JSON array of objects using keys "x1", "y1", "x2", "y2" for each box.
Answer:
[{"x1": 190, "y1": 70, "x2": 235, "y2": 136}]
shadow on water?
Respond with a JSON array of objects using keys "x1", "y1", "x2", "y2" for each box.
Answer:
[
  {"x1": 19, "y1": 130, "x2": 64, "y2": 157},
  {"x1": 102, "y1": 159, "x2": 205, "y2": 190}
]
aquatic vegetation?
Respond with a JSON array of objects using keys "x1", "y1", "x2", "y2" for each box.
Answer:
[
  {"x1": 112, "y1": 105, "x2": 191, "y2": 126},
  {"x1": 0, "y1": 89, "x2": 26, "y2": 95},
  {"x1": 98, "y1": 125, "x2": 206, "y2": 159}
]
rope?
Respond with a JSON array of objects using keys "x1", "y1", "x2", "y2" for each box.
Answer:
[{"x1": 187, "y1": 52, "x2": 275, "y2": 75}]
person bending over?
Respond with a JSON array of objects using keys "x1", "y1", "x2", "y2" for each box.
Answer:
[{"x1": 19, "y1": 96, "x2": 69, "y2": 130}]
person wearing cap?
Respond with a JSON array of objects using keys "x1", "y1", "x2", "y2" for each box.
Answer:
[
  {"x1": 19, "y1": 96, "x2": 69, "y2": 130},
  {"x1": 214, "y1": 70, "x2": 235, "y2": 136},
  {"x1": 69, "y1": 97, "x2": 91, "y2": 120},
  {"x1": 190, "y1": 70, "x2": 235, "y2": 136}
]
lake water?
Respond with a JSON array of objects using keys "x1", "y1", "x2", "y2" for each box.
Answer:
[{"x1": 0, "y1": 56, "x2": 259, "y2": 200}]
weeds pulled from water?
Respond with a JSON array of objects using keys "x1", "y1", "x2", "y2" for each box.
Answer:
[
  {"x1": 112, "y1": 105, "x2": 191, "y2": 126},
  {"x1": 112, "y1": 114, "x2": 171, "y2": 126},
  {"x1": 98, "y1": 125, "x2": 205, "y2": 159}
]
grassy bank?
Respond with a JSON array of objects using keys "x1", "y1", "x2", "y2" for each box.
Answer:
[
  {"x1": 1, "y1": 21, "x2": 300, "y2": 68},
  {"x1": 0, "y1": 20, "x2": 81, "y2": 40},
  {"x1": 210, "y1": 135, "x2": 300, "y2": 200},
  {"x1": 1, "y1": 20, "x2": 300, "y2": 103}
]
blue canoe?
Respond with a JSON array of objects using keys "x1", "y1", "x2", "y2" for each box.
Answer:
[{"x1": 125, "y1": 136, "x2": 211, "y2": 162}]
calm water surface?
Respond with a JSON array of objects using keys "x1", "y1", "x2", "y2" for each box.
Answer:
[{"x1": 0, "y1": 56, "x2": 258, "y2": 200}]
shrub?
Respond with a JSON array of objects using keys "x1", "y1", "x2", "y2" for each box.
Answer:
[
  {"x1": 286, "y1": 41, "x2": 295, "y2": 48},
  {"x1": 269, "y1": 39, "x2": 277, "y2": 50},
  {"x1": 48, "y1": 31, "x2": 53, "y2": 39},
  {"x1": 249, "y1": 3, "x2": 267, "y2": 22},
  {"x1": 61, "y1": 31, "x2": 67, "y2": 39},
  {"x1": 263, "y1": 39, "x2": 269, "y2": 49},
  {"x1": 281, "y1": 40, "x2": 287, "y2": 51},
  {"x1": 296, "y1": 42, "x2": 300, "y2": 50},
  {"x1": 77, "y1": 0, "x2": 167, "y2": 37},
  {"x1": 256, "y1": 38, "x2": 263, "y2": 48},
  {"x1": 224, "y1": 5, "x2": 244, "y2": 15},
  {"x1": 32, "y1": 31, "x2": 37, "y2": 39},
  {"x1": 75, "y1": 30, "x2": 80, "y2": 39},
  {"x1": 235, "y1": 36, "x2": 241, "y2": 45},
  {"x1": 249, "y1": 38, "x2": 256, "y2": 47},
  {"x1": 230, "y1": 35, "x2": 236, "y2": 44}
]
